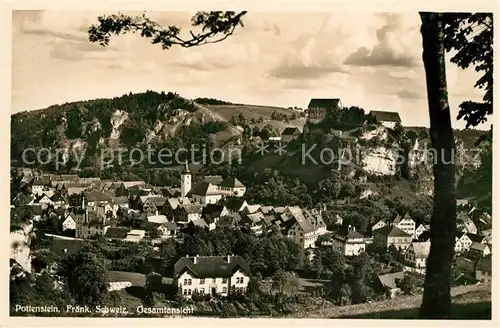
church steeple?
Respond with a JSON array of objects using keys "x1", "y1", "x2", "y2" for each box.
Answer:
[
  {"x1": 180, "y1": 161, "x2": 191, "y2": 197},
  {"x1": 181, "y1": 160, "x2": 190, "y2": 174}
]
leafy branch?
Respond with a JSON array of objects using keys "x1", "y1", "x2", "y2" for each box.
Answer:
[{"x1": 88, "y1": 11, "x2": 247, "y2": 49}]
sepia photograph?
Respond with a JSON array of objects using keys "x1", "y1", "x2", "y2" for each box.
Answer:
[{"x1": 7, "y1": 3, "x2": 495, "y2": 323}]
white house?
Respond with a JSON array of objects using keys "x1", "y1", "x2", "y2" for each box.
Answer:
[
  {"x1": 455, "y1": 237, "x2": 465, "y2": 254},
  {"x1": 393, "y1": 213, "x2": 416, "y2": 239},
  {"x1": 217, "y1": 178, "x2": 246, "y2": 197},
  {"x1": 405, "y1": 241, "x2": 431, "y2": 269},
  {"x1": 332, "y1": 225, "x2": 366, "y2": 257},
  {"x1": 61, "y1": 213, "x2": 77, "y2": 231},
  {"x1": 459, "y1": 232, "x2": 487, "y2": 252},
  {"x1": 173, "y1": 255, "x2": 251, "y2": 298},
  {"x1": 157, "y1": 222, "x2": 179, "y2": 239},
  {"x1": 414, "y1": 224, "x2": 428, "y2": 239},
  {"x1": 470, "y1": 242, "x2": 491, "y2": 257},
  {"x1": 76, "y1": 210, "x2": 110, "y2": 239},
  {"x1": 281, "y1": 206, "x2": 328, "y2": 249},
  {"x1": 189, "y1": 182, "x2": 222, "y2": 205}
]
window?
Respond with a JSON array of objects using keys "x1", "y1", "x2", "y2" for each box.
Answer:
[
  {"x1": 200, "y1": 278, "x2": 205, "y2": 285},
  {"x1": 188, "y1": 289, "x2": 192, "y2": 295},
  {"x1": 200, "y1": 288, "x2": 205, "y2": 294},
  {"x1": 183, "y1": 289, "x2": 187, "y2": 295},
  {"x1": 222, "y1": 287, "x2": 227, "y2": 293},
  {"x1": 187, "y1": 279, "x2": 192, "y2": 285},
  {"x1": 222, "y1": 278, "x2": 227, "y2": 283},
  {"x1": 213, "y1": 278, "x2": 216, "y2": 283}
]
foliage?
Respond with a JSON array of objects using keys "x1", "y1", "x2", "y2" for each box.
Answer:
[
  {"x1": 59, "y1": 246, "x2": 109, "y2": 305},
  {"x1": 442, "y1": 13, "x2": 493, "y2": 127},
  {"x1": 396, "y1": 273, "x2": 420, "y2": 295}
]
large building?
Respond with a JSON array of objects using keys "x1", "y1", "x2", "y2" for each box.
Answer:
[
  {"x1": 368, "y1": 110, "x2": 402, "y2": 129},
  {"x1": 173, "y1": 255, "x2": 251, "y2": 298}
]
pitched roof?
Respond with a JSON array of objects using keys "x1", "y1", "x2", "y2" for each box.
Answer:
[
  {"x1": 83, "y1": 191, "x2": 111, "y2": 202},
  {"x1": 308, "y1": 98, "x2": 341, "y2": 109},
  {"x1": 113, "y1": 196, "x2": 129, "y2": 205},
  {"x1": 374, "y1": 225, "x2": 411, "y2": 238},
  {"x1": 166, "y1": 197, "x2": 190, "y2": 210},
  {"x1": 173, "y1": 255, "x2": 251, "y2": 278},
  {"x1": 470, "y1": 242, "x2": 489, "y2": 251},
  {"x1": 225, "y1": 198, "x2": 247, "y2": 211},
  {"x1": 369, "y1": 110, "x2": 402, "y2": 123},
  {"x1": 219, "y1": 177, "x2": 245, "y2": 188},
  {"x1": 410, "y1": 241, "x2": 431, "y2": 258},
  {"x1": 378, "y1": 272, "x2": 405, "y2": 290},
  {"x1": 282, "y1": 127, "x2": 301, "y2": 136},
  {"x1": 147, "y1": 215, "x2": 169, "y2": 224},
  {"x1": 163, "y1": 221, "x2": 179, "y2": 231},
  {"x1": 122, "y1": 181, "x2": 147, "y2": 188},
  {"x1": 189, "y1": 219, "x2": 209, "y2": 228},
  {"x1": 144, "y1": 196, "x2": 167, "y2": 207},
  {"x1": 189, "y1": 182, "x2": 220, "y2": 196},
  {"x1": 203, "y1": 175, "x2": 224, "y2": 185},
  {"x1": 180, "y1": 204, "x2": 203, "y2": 215},
  {"x1": 466, "y1": 233, "x2": 485, "y2": 243},
  {"x1": 476, "y1": 255, "x2": 492, "y2": 273},
  {"x1": 202, "y1": 204, "x2": 226, "y2": 221}
]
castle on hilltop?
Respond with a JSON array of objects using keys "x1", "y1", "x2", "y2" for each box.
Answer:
[{"x1": 306, "y1": 98, "x2": 344, "y2": 123}]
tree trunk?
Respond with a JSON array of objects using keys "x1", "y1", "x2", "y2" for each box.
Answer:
[{"x1": 419, "y1": 12, "x2": 457, "y2": 319}]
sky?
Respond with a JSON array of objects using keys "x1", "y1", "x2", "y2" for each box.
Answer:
[{"x1": 11, "y1": 10, "x2": 489, "y2": 129}]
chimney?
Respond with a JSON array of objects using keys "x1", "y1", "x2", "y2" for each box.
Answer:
[
  {"x1": 227, "y1": 255, "x2": 231, "y2": 263},
  {"x1": 348, "y1": 224, "x2": 352, "y2": 232},
  {"x1": 194, "y1": 255, "x2": 199, "y2": 264},
  {"x1": 155, "y1": 210, "x2": 159, "y2": 216}
]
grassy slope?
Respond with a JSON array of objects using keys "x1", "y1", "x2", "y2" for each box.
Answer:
[{"x1": 299, "y1": 282, "x2": 491, "y2": 319}]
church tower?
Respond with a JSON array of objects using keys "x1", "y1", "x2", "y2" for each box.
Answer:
[{"x1": 180, "y1": 161, "x2": 191, "y2": 197}]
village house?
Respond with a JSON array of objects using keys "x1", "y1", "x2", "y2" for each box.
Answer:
[
  {"x1": 161, "y1": 197, "x2": 191, "y2": 218},
  {"x1": 392, "y1": 213, "x2": 416, "y2": 239},
  {"x1": 377, "y1": 272, "x2": 405, "y2": 298},
  {"x1": 82, "y1": 191, "x2": 112, "y2": 209},
  {"x1": 414, "y1": 224, "x2": 429, "y2": 239},
  {"x1": 75, "y1": 209, "x2": 110, "y2": 239},
  {"x1": 457, "y1": 212, "x2": 478, "y2": 234},
  {"x1": 35, "y1": 193, "x2": 54, "y2": 209},
  {"x1": 475, "y1": 256, "x2": 492, "y2": 282},
  {"x1": 373, "y1": 225, "x2": 412, "y2": 251},
  {"x1": 241, "y1": 212, "x2": 264, "y2": 235},
  {"x1": 189, "y1": 182, "x2": 223, "y2": 205},
  {"x1": 175, "y1": 204, "x2": 203, "y2": 224},
  {"x1": 332, "y1": 225, "x2": 366, "y2": 257},
  {"x1": 469, "y1": 242, "x2": 491, "y2": 257},
  {"x1": 12, "y1": 193, "x2": 34, "y2": 207},
  {"x1": 281, "y1": 127, "x2": 301, "y2": 144},
  {"x1": 225, "y1": 199, "x2": 249, "y2": 214},
  {"x1": 455, "y1": 237, "x2": 466, "y2": 254},
  {"x1": 157, "y1": 221, "x2": 179, "y2": 239},
  {"x1": 30, "y1": 176, "x2": 51, "y2": 195},
  {"x1": 202, "y1": 204, "x2": 229, "y2": 230},
  {"x1": 187, "y1": 219, "x2": 210, "y2": 231},
  {"x1": 405, "y1": 241, "x2": 431, "y2": 269},
  {"x1": 281, "y1": 206, "x2": 328, "y2": 249},
  {"x1": 458, "y1": 232, "x2": 487, "y2": 252},
  {"x1": 217, "y1": 178, "x2": 246, "y2": 197},
  {"x1": 112, "y1": 196, "x2": 130, "y2": 213},
  {"x1": 142, "y1": 196, "x2": 167, "y2": 216},
  {"x1": 368, "y1": 110, "x2": 402, "y2": 129},
  {"x1": 173, "y1": 255, "x2": 251, "y2": 298},
  {"x1": 61, "y1": 212, "x2": 77, "y2": 231}
]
